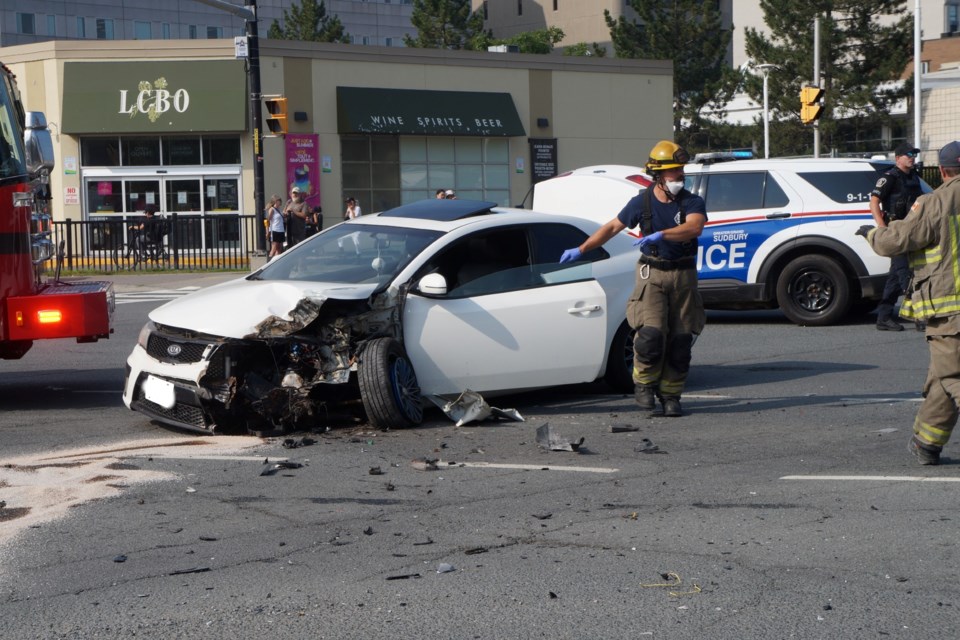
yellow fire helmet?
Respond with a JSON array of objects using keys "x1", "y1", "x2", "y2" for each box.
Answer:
[{"x1": 645, "y1": 140, "x2": 690, "y2": 172}]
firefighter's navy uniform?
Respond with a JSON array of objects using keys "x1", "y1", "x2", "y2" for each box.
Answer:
[{"x1": 618, "y1": 187, "x2": 706, "y2": 401}]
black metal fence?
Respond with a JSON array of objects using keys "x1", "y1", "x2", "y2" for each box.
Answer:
[
  {"x1": 51, "y1": 213, "x2": 262, "y2": 272},
  {"x1": 920, "y1": 165, "x2": 943, "y2": 190}
]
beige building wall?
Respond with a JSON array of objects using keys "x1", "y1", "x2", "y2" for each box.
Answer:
[{"x1": 2, "y1": 38, "x2": 671, "y2": 226}]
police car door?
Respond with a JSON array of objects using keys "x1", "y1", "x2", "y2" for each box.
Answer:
[{"x1": 690, "y1": 169, "x2": 800, "y2": 299}]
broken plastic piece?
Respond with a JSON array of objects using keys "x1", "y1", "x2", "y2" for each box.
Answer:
[
  {"x1": 386, "y1": 573, "x2": 421, "y2": 580},
  {"x1": 634, "y1": 438, "x2": 667, "y2": 454},
  {"x1": 535, "y1": 423, "x2": 585, "y2": 452},
  {"x1": 260, "y1": 460, "x2": 304, "y2": 476},
  {"x1": 434, "y1": 389, "x2": 524, "y2": 426},
  {"x1": 437, "y1": 563, "x2": 456, "y2": 573},
  {"x1": 411, "y1": 457, "x2": 439, "y2": 471},
  {"x1": 169, "y1": 566, "x2": 211, "y2": 576},
  {"x1": 610, "y1": 423, "x2": 639, "y2": 433},
  {"x1": 113, "y1": 555, "x2": 127, "y2": 563}
]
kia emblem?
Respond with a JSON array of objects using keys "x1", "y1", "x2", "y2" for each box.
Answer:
[{"x1": 167, "y1": 344, "x2": 183, "y2": 357}]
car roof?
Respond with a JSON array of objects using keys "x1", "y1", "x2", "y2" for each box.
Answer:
[
  {"x1": 688, "y1": 157, "x2": 893, "y2": 172},
  {"x1": 379, "y1": 198, "x2": 499, "y2": 221}
]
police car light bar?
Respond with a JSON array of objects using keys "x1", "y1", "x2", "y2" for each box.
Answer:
[{"x1": 692, "y1": 150, "x2": 754, "y2": 164}]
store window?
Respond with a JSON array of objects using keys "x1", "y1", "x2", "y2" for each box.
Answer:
[
  {"x1": 76, "y1": 17, "x2": 86, "y2": 38},
  {"x1": 164, "y1": 137, "x2": 201, "y2": 165},
  {"x1": 16, "y1": 13, "x2": 36, "y2": 35},
  {"x1": 96, "y1": 18, "x2": 114, "y2": 40},
  {"x1": 134, "y1": 21, "x2": 151, "y2": 39},
  {"x1": 122, "y1": 137, "x2": 161, "y2": 166}
]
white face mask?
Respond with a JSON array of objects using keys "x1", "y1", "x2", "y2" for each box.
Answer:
[{"x1": 665, "y1": 180, "x2": 684, "y2": 196}]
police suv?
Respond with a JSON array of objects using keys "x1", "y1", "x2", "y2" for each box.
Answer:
[{"x1": 529, "y1": 155, "x2": 933, "y2": 326}]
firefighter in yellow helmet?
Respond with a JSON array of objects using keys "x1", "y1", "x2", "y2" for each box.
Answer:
[{"x1": 559, "y1": 141, "x2": 707, "y2": 416}]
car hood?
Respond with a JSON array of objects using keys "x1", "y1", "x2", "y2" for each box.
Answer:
[{"x1": 148, "y1": 278, "x2": 379, "y2": 339}]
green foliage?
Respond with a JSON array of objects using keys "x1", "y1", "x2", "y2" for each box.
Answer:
[
  {"x1": 744, "y1": 1, "x2": 913, "y2": 156},
  {"x1": 605, "y1": 0, "x2": 739, "y2": 146},
  {"x1": 267, "y1": 0, "x2": 348, "y2": 43},
  {"x1": 493, "y1": 27, "x2": 565, "y2": 54},
  {"x1": 563, "y1": 42, "x2": 607, "y2": 58},
  {"x1": 404, "y1": 0, "x2": 490, "y2": 50}
]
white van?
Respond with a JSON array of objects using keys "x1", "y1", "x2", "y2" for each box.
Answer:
[{"x1": 528, "y1": 156, "x2": 933, "y2": 326}]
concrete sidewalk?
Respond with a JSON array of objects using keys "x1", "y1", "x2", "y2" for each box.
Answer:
[{"x1": 65, "y1": 270, "x2": 247, "y2": 293}]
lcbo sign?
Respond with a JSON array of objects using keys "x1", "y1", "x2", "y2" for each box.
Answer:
[{"x1": 117, "y1": 77, "x2": 189, "y2": 122}]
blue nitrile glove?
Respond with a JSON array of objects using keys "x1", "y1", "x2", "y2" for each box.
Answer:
[
  {"x1": 633, "y1": 231, "x2": 663, "y2": 248},
  {"x1": 855, "y1": 225, "x2": 875, "y2": 238},
  {"x1": 560, "y1": 247, "x2": 582, "y2": 263}
]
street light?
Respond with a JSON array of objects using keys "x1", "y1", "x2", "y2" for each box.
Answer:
[{"x1": 756, "y1": 63, "x2": 777, "y2": 159}]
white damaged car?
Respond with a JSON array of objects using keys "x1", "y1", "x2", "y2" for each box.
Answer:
[{"x1": 122, "y1": 199, "x2": 639, "y2": 433}]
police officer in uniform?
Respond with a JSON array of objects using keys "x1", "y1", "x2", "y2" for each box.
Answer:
[
  {"x1": 858, "y1": 141, "x2": 960, "y2": 464},
  {"x1": 869, "y1": 142, "x2": 924, "y2": 331},
  {"x1": 560, "y1": 141, "x2": 707, "y2": 417}
]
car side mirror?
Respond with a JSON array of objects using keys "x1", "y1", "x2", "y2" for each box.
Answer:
[{"x1": 417, "y1": 272, "x2": 447, "y2": 296}]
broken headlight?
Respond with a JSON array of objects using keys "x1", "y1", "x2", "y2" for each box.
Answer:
[{"x1": 137, "y1": 321, "x2": 156, "y2": 350}]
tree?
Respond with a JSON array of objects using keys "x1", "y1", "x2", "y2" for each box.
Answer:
[
  {"x1": 605, "y1": 0, "x2": 739, "y2": 150},
  {"x1": 267, "y1": 0, "x2": 348, "y2": 44},
  {"x1": 744, "y1": 1, "x2": 913, "y2": 156},
  {"x1": 404, "y1": 0, "x2": 490, "y2": 50}
]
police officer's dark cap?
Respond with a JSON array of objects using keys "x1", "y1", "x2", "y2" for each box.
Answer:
[
  {"x1": 893, "y1": 142, "x2": 919, "y2": 157},
  {"x1": 938, "y1": 141, "x2": 960, "y2": 168}
]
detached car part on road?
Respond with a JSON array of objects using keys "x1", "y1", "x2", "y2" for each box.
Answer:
[
  {"x1": 530, "y1": 156, "x2": 934, "y2": 326},
  {"x1": 123, "y1": 199, "x2": 639, "y2": 433}
]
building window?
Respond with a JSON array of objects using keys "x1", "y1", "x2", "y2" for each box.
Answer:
[
  {"x1": 207, "y1": 26, "x2": 223, "y2": 38},
  {"x1": 361, "y1": 35, "x2": 370, "y2": 45},
  {"x1": 16, "y1": 13, "x2": 36, "y2": 35},
  {"x1": 134, "y1": 21, "x2": 151, "y2": 39},
  {"x1": 188, "y1": 25, "x2": 198, "y2": 39},
  {"x1": 95, "y1": 18, "x2": 114, "y2": 40},
  {"x1": 162, "y1": 23, "x2": 171, "y2": 39},
  {"x1": 922, "y1": 60, "x2": 930, "y2": 74},
  {"x1": 76, "y1": 16, "x2": 86, "y2": 38},
  {"x1": 47, "y1": 15, "x2": 57, "y2": 36},
  {"x1": 385, "y1": 37, "x2": 394, "y2": 46},
  {"x1": 483, "y1": 1, "x2": 488, "y2": 19},
  {"x1": 518, "y1": 0, "x2": 523, "y2": 16},
  {"x1": 553, "y1": 0, "x2": 558, "y2": 10},
  {"x1": 948, "y1": 4, "x2": 959, "y2": 33}
]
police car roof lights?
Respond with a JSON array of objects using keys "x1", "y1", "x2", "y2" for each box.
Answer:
[{"x1": 692, "y1": 150, "x2": 754, "y2": 165}]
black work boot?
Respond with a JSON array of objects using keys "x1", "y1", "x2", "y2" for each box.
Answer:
[
  {"x1": 908, "y1": 436, "x2": 941, "y2": 465},
  {"x1": 634, "y1": 384, "x2": 656, "y2": 410},
  {"x1": 661, "y1": 397, "x2": 682, "y2": 417},
  {"x1": 877, "y1": 318, "x2": 903, "y2": 331}
]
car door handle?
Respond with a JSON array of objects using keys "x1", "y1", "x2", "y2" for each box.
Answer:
[
  {"x1": 567, "y1": 304, "x2": 601, "y2": 314},
  {"x1": 766, "y1": 212, "x2": 791, "y2": 219}
]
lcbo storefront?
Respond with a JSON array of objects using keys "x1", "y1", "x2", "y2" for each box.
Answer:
[{"x1": 61, "y1": 60, "x2": 248, "y2": 253}]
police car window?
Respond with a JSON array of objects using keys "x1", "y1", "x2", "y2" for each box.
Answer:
[
  {"x1": 704, "y1": 172, "x2": 787, "y2": 212},
  {"x1": 796, "y1": 171, "x2": 880, "y2": 204}
]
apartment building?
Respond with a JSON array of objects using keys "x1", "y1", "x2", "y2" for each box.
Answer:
[{"x1": 2, "y1": 0, "x2": 415, "y2": 48}]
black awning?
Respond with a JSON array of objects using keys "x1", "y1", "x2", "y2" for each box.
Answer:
[{"x1": 337, "y1": 87, "x2": 525, "y2": 137}]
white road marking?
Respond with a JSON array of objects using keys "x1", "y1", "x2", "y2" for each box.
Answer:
[
  {"x1": 682, "y1": 394, "x2": 731, "y2": 399},
  {"x1": 781, "y1": 475, "x2": 960, "y2": 483},
  {"x1": 459, "y1": 461, "x2": 619, "y2": 473},
  {"x1": 115, "y1": 286, "x2": 200, "y2": 305},
  {"x1": 834, "y1": 397, "x2": 923, "y2": 405}
]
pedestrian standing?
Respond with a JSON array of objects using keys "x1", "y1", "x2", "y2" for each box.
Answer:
[
  {"x1": 283, "y1": 186, "x2": 309, "y2": 247},
  {"x1": 858, "y1": 141, "x2": 960, "y2": 464},
  {"x1": 266, "y1": 194, "x2": 285, "y2": 259},
  {"x1": 870, "y1": 142, "x2": 925, "y2": 331},
  {"x1": 559, "y1": 140, "x2": 707, "y2": 417}
]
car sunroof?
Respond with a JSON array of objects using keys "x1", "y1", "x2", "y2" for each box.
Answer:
[{"x1": 379, "y1": 199, "x2": 499, "y2": 221}]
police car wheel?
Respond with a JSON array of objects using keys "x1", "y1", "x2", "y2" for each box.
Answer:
[{"x1": 775, "y1": 255, "x2": 851, "y2": 326}]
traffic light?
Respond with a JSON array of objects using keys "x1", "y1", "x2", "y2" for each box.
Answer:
[
  {"x1": 800, "y1": 86, "x2": 824, "y2": 125},
  {"x1": 263, "y1": 96, "x2": 288, "y2": 135}
]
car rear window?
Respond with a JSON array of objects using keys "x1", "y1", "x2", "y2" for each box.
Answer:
[{"x1": 796, "y1": 170, "x2": 882, "y2": 204}]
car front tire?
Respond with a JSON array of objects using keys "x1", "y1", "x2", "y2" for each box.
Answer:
[
  {"x1": 358, "y1": 337, "x2": 423, "y2": 429},
  {"x1": 604, "y1": 321, "x2": 635, "y2": 393}
]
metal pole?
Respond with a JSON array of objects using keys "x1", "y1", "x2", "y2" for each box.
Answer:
[
  {"x1": 813, "y1": 16, "x2": 820, "y2": 158},
  {"x1": 757, "y1": 64, "x2": 775, "y2": 159},
  {"x1": 914, "y1": 0, "x2": 922, "y2": 155},
  {"x1": 247, "y1": 0, "x2": 266, "y2": 253}
]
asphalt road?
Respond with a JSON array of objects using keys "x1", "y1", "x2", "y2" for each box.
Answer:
[{"x1": 1, "y1": 273, "x2": 956, "y2": 639}]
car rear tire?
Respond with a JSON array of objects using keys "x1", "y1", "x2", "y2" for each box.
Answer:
[
  {"x1": 358, "y1": 337, "x2": 423, "y2": 429},
  {"x1": 604, "y1": 321, "x2": 635, "y2": 393},
  {"x1": 776, "y1": 255, "x2": 850, "y2": 326}
]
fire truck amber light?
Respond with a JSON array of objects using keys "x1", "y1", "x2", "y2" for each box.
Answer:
[
  {"x1": 15, "y1": 311, "x2": 23, "y2": 327},
  {"x1": 37, "y1": 310, "x2": 63, "y2": 324}
]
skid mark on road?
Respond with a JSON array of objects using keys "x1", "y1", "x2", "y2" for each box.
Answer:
[
  {"x1": 0, "y1": 436, "x2": 267, "y2": 561},
  {"x1": 460, "y1": 461, "x2": 619, "y2": 473},
  {"x1": 781, "y1": 475, "x2": 960, "y2": 483}
]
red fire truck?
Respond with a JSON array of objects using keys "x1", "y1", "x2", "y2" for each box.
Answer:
[{"x1": 0, "y1": 63, "x2": 113, "y2": 360}]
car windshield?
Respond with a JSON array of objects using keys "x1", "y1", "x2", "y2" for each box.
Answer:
[{"x1": 255, "y1": 223, "x2": 442, "y2": 285}]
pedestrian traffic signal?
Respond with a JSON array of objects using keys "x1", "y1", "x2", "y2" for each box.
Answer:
[
  {"x1": 264, "y1": 96, "x2": 288, "y2": 135},
  {"x1": 800, "y1": 86, "x2": 824, "y2": 125}
]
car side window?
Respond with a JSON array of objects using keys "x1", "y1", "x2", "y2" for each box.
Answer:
[
  {"x1": 415, "y1": 228, "x2": 533, "y2": 297},
  {"x1": 704, "y1": 172, "x2": 788, "y2": 211},
  {"x1": 796, "y1": 170, "x2": 884, "y2": 204},
  {"x1": 529, "y1": 223, "x2": 606, "y2": 285}
]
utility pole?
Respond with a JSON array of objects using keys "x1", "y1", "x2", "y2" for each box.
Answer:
[
  {"x1": 813, "y1": 16, "x2": 821, "y2": 158},
  {"x1": 190, "y1": 0, "x2": 265, "y2": 252},
  {"x1": 914, "y1": 0, "x2": 922, "y2": 155},
  {"x1": 757, "y1": 64, "x2": 776, "y2": 159}
]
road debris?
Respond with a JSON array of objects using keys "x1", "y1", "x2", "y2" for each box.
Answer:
[
  {"x1": 640, "y1": 572, "x2": 702, "y2": 596},
  {"x1": 437, "y1": 563, "x2": 456, "y2": 573},
  {"x1": 282, "y1": 437, "x2": 316, "y2": 449},
  {"x1": 634, "y1": 438, "x2": 667, "y2": 454},
  {"x1": 411, "y1": 458, "x2": 439, "y2": 471},
  {"x1": 169, "y1": 566, "x2": 211, "y2": 576},
  {"x1": 536, "y1": 423, "x2": 585, "y2": 452},
  {"x1": 386, "y1": 573, "x2": 421, "y2": 580},
  {"x1": 113, "y1": 555, "x2": 127, "y2": 563},
  {"x1": 610, "y1": 423, "x2": 639, "y2": 433},
  {"x1": 260, "y1": 461, "x2": 304, "y2": 476},
  {"x1": 434, "y1": 389, "x2": 524, "y2": 426},
  {"x1": 369, "y1": 466, "x2": 384, "y2": 475}
]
